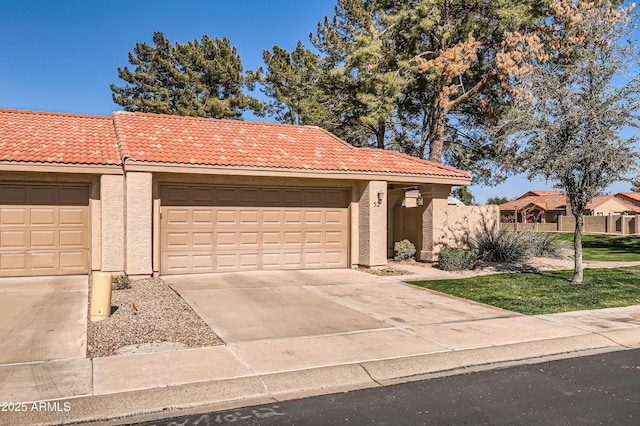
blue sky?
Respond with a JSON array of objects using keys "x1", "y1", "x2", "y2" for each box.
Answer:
[{"x1": 0, "y1": 0, "x2": 634, "y2": 203}]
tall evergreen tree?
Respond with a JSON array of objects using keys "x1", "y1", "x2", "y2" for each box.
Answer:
[
  {"x1": 111, "y1": 32, "x2": 262, "y2": 119},
  {"x1": 260, "y1": 41, "x2": 330, "y2": 126},
  {"x1": 258, "y1": 1, "x2": 552, "y2": 183}
]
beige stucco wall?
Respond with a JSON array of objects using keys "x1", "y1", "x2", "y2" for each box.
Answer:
[
  {"x1": 357, "y1": 180, "x2": 387, "y2": 267},
  {"x1": 591, "y1": 198, "x2": 629, "y2": 216},
  {"x1": 419, "y1": 184, "x2": 451, "y2": 261},
  {"x1": 101, "y1": 174, "x2": 125, "y2": 272},
  {"x1": 430, "y1": 205, "x2": 499, "y2": 257},
  {"x1": 125, "y1": 172, "x2": 153, "y2": 275}
]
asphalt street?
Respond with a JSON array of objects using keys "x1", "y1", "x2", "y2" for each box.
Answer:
[{"x1": 128, "y1": 348, "x2": 640, "y2": 426}]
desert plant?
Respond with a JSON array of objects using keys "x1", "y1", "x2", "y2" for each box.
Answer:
[
  {"x1": 526, "y1": 232, "x2": 566, "y2": 259},
  {"x1": 112, "y1": 274, "x2": 132, "y2": 290},
  {"x1": 394, "y1": 239, "x2": 417, "y2": 260},
  {"x1": 471, "y1": 230, "x2": 529, "y2": 263},
  {"x1": 438, "y1": 248, "x2": 478, "y2": 271}
]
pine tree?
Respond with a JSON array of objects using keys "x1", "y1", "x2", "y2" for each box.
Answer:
[
  {"x1": 111, "y1": 32, "x2": 262, "y2": 119},
  {"x1": 259, "y1": 1, "x2": 552, "y2": 183}
]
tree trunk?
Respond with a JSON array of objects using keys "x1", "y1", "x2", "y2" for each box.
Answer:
[
  {"x1": 376, "y1": 121, "x2": 385, "y2": 149},
  {"x1": 428, "y1": 105, "x2": 447, "y2": 163},
  {"x1": 572, "y1": 212, "x2": 584, "y2": 284}
]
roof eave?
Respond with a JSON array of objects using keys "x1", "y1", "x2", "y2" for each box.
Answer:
[
  {"x1": 0, "y1": 161, "x2": 124, "y2": 175},
  {"x1": 122, "y1": 161, "x2": 471, "y2": 185}
]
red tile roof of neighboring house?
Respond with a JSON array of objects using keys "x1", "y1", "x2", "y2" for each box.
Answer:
[
  {"x1": 499, "y1": 193, "x2": 567, "y2": 212},
  {"x1": 519, "y1": 190, "x2": 563, "y2": 198},
  {"x1": 0, "y1": 109, "x2": 121, "y2": 165},
  {"x1": 616, "y1": 192, "x2": 640, "y2": 203},
  {"x1": 112, "y1": 112, "x2": 470, "y2": 178}
]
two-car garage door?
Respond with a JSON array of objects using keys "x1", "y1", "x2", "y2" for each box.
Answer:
[
  {"x1": 0, "y1": 184, "x2": 90, "y2": 277},
  {"x1": 160, "y1": 185, "x2": 349, "y2": 274}
]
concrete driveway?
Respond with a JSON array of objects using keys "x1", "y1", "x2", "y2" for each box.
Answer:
[
  {"x1": 0, "y1": 275, "x2": 87, "y2": 364},
  {"x1": 166, "y1": 269, "x2": 587, "y2": 375}
]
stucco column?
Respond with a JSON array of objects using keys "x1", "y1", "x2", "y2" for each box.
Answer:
[
  {"x1": 420, "y1": 184, "x2": 451, "y2": 261},
  {"x1": 358, "y1": 180, "x2": 388, "y2": 267},
  {"x1": 125, "y1": 172, "x2": 153, "y2": 276},
  {"x1": 100, "y1": 175, "x2": 125, "y2": 272}
]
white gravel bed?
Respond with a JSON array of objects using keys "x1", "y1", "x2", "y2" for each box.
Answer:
[{"x1": 87, "y1": 277, "x2": 222, "y2": 358}]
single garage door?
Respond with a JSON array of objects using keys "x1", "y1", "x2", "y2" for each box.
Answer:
[
  {"x1": 0, "y1": 184, "x2": 90, "y2": 277},
  {"x1": 160, "y1": 185, "x2": 349, "y2": 274}
]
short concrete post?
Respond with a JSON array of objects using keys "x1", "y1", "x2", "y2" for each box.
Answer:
[{"x1": 90, "y1": 272, "x2": 113, "y2": 322}]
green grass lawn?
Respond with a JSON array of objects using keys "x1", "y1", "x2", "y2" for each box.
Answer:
[
  {"x1": 555, "y1": 233, "x2": 640, "y2": 261},
  {"x1": 410, "y1": 266, "x2": 640, "y2": 315}
]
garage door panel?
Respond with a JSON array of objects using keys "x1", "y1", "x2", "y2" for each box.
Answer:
[
  {"x1": 325, "y1": 251, "x2": 345, "y2": 266},
  {"x1": 30, "y1": 208, "x2": 56, "y2": 225},
  {"x1": 59, "y1": 208, "x2": 86, "y2": 225},
  {"x1": 59, "y1": 229, "x2": 87, "y2": 247},
  {"x1": 1, "y1": 253, "x2": 27, "y2": 271},
  {"x1": 31, "y1": 230, "x2": 56, "y2": 247},
  {"x1": 160, "y1": 185, "x2": 349, "y2": 274},
  {"x1": 1, "y1": 230, "x2": 26, "y2": 249},
  {"x1": 165, "y1": 209, "x2": 189, "y2": 225},
  {"x1": 192, "y1": 254, "x2": 214, "y2": 270},
  {"x1": 59, "y1": 251, "x2": 87, "y2": 269},
  {"x1": 1, "y1": 208, "x2": 27, "y2": 225},
  {"x1": 192, "y1": 210, "x2": 214, "y2": 224},
  {"x1": 284, "y1": 210, "x2": 302, "y2": 224},
  {"x1": 0, "y1": 184, "x2": 90, "y2": 277},
  {"x1": 192, "y1": 232, "x2": 214, "y2": 248},
  {"x1": 216, "y1": 210, "x2": 237, "y2": 224}
]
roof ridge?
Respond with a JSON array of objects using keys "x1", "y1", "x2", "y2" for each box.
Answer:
[
  {"x1": 0, "y1": 108, "x2": 110, "y2": 120},
  {"x1": 114, "y1": 110, "x2": 323, "y2": 130},
  {"x1": 111, "y1": 113, "x2": 129, "y2": 163}
]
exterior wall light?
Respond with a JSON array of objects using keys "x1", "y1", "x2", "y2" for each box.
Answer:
[{"x1": 377, "y1": 190, "x2": 384, "y2": 204}]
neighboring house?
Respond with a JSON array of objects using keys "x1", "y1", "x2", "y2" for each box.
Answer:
[
  {"x1": 0, "y1": 109, "x2": 471, "y2": 278},
  {"x1": 498, "y1": 190, "x2": 567, "y2": 223},
  {"x1": 499, "y1": 190, "x2": 639, "y2": 223},
  {"x1": 615, "y1": 192, "x2": 640, "y2": 211},
  {"x1": 585, "y1": 195, "x2": 637, "y2": 216}
]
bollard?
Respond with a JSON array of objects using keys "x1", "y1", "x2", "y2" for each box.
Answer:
[{"x1": 90, "y1": 272, "x2": 113, "y2": 322}]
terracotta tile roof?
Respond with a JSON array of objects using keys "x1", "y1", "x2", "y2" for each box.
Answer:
[
  {"x1": 499, "y1": 193, "x2": 567, "y2": 211},
  {"x1": 616, "y1": 192, "x2": 640, "y2": 203},
  {"x1": 0, "y1": 109, "x2": 121, "y2": 165},
  {"x1": 113, "y1": 112, "x2": 470, "y2": 179},
  {"x1": 517, "y1": 190, "x2": 563, "y2": 199}
]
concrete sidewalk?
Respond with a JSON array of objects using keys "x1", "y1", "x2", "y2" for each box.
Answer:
[{"x1": 2, "y1": 270, "x2": 640, "y2": 426}]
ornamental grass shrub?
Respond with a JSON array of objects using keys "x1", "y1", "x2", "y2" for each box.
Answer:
[{"x1": 471, "y1": 230, "x2": 565, "y2": 263}]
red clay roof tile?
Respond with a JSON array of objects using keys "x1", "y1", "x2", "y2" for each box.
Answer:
[
  {"x1": 112, "y1": 112, "x2": 470, "y2": 179},
  {"x1": 0, "y1": 109, "x2": 121, "y2": 165},
  {"x1": 0, "y1": 109, "x2": 470, "y2": 179}
]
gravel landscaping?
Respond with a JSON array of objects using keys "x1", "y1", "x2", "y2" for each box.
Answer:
[{"x1": 87, "y1": 277, "x2": 223, "y2": 358}]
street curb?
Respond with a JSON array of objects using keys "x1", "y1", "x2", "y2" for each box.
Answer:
[{"x1": 2, "y1": 335, "x2": 629, "y2": 426}]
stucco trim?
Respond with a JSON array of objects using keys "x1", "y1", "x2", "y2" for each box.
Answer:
[{"x1": 123, "y1": 161, "x2": 471, "y2": 185}]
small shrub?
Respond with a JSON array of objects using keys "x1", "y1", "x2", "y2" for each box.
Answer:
[
  {"x1": 438, "y1": 248, "x2": 478, "y2": 271},
  {"x1": 471, "y1": 230, "x2": 529, "y2": 263},
  {"x1": 394, "y1": 239, "x2": 417, "y2": 260},
  {"x1": 112, "y1": 274, "x2": 132, "y2": 290}
]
